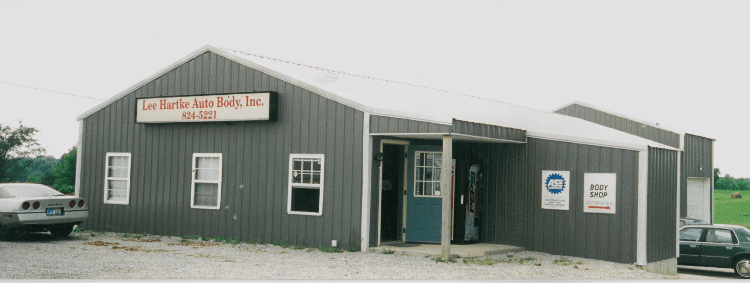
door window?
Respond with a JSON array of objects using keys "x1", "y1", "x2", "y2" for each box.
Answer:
[
  {"x1": 706, "y1": 229, "x2": 736, "y2": 244},
  {"x1": 680, "y1": 228, "x2": 703, "y2": 241},
  {"x1": 414, "y1": 151, "x2": 442, "y2": 197}
]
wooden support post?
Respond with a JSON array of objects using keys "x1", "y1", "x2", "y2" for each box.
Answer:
[{"x1": 441, "y1": 135, "x2": 453, "y2": 259}]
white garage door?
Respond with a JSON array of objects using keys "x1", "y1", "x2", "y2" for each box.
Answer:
[{"x1": 687, "y1": 178, "x2": 709, "y2": 221}]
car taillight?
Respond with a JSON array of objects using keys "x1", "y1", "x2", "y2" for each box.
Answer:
[
  {"x1": 78, "y1": 200, "x2": 85, "y2": 207},
  {"x1": 32, "y1": 202, "x2": 40, "y2": 209},
  {"x1": 69, "y1": 200, "x2": 76, "y2": 208},
  {"x1": 22, "y1": 202, "x2": 30, "y2": 210}
]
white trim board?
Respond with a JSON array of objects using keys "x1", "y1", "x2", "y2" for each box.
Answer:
[
  {"x1": 376, "y1": 139, "x2": 410, "y2": 247},
  {"x1": 361, "y1": 113, "x2": 371, "y2": 251},
  {"x1": 637, "y1": 150, "x2": 648, "y2": 266},
  {"x1": 74, "y1": 120, "x2": 83, "y2": 198}
]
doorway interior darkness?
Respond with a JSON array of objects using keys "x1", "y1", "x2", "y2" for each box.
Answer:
[{"x1": 380, "y1": 144, "x2": 405, "y2": 242}]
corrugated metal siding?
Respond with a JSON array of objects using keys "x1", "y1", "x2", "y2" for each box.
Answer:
[
  {"x1": 451, "y1": 142, "x2": 527, "y2": 247},
  {"x1": 369, "y1": 115, "x2": 451, "y2": 134},
  {"x1": 79, "y1": 51, "x2": 364, "y2": 249},
  {"x1": 680, "y1": 134, "x2": 713, "y2": 217},
  {"x1": 555, "y1": 104, "x2": 681, "y2": 148},
  {"x1": 519, "y1": 138, "x2": 639, "y2": 264},
  {"x1": 452, "y1": 119, "x2": 526, "y2": 142},
  {"x1": 367, "y1": 137, "x2": 640, "y2": 263},
  {"x1": 647, "y1": 147, "x2": 678, "y2": 262}
]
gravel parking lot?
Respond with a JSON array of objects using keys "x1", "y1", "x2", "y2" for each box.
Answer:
[{"x1": 0, "y1": 230, "x2": 725, "y2": 280}]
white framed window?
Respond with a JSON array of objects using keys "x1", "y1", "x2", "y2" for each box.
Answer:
[
  {"x1": 414, "y1": 151, "x2": 442, "y2": 197},
  {"x1": 191, "y1": 153, "x2": 222, "y2": 210},
  {"x1": 287, "y1": 154, "x2": 325, "y2": 216},
  {"x1": 104, "y1": 152, "x2": 132, "y2": 205}
]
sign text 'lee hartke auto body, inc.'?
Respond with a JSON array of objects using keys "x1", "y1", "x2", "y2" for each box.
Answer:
[{"x1": 136, "y1": 92, "x2": 278, "y2": 123}]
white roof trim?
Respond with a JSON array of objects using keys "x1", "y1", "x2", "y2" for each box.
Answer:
[
  {"x1": 77, "y1": 45, "x2": 213, "y2": 121},
  {"x1": 527, "y1": 130, "x2": 680, "y2": 152},
  {"x1": 210, "y1": 47, "x2": 374, "y2": 114},
  {"x1": 370, "y1": 132, "x2": 525, "y2": 144}
]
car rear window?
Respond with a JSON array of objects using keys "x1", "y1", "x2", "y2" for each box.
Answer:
[
  {"x1": 0, "y1": 185, "x2": 64, "y2": 198},
  {"x1": 737, "y1": 227, "x2": 750, "y2": 242},
  {"x1": 706, "y1": 229, "x2": 735, "y2": 244}
]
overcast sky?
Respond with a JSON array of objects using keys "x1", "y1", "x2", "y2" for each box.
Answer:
[{"x1": 1, "y1": 0, "x2": 748, "y2": 177}]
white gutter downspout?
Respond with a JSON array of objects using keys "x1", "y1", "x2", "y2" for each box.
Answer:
[
  {"x1": 361, "y1": 113, "x2": 371, "y2": 251},
  {"x1": 675, "y1": 148, "x2": 681, "y2": 258},
  {"x1": 676, "y1": 133, "x2": 684, "y2": 257},
  {"x1": 75, "y1": 120, "x2": 83, "y2": 197},
  {"x1": 637, "y1": 149, "x2": 649, "y2": 266}
]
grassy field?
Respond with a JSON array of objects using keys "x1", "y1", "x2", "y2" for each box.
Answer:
[{"x1": 714, "y1": 189, "x2": 750, "y2": 228}]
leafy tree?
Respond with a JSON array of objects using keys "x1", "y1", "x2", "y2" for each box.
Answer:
[
  {"x1": 4, "y1": 155, "x2": 59, "y2": 183},
  {"x1": 0, "y1": 121, "x2": 46, "y2": 182},
  {"x1": 42, "y1": 147, "x2": 76, "y2": 195}
]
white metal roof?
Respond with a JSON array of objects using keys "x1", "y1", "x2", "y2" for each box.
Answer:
[{"x1": 78, "y1": 45, "x2": 679, "y2": 151}]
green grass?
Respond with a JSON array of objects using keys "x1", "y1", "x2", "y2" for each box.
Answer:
[{"x1": 714, "y1": 189, "x2": 750, "y2": 228}]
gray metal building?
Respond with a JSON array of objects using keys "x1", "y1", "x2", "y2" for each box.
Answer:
[
  {"x1": 75, "y1": 45, "x2": 711, "y2": 275},
  {"x1": 554, "y1": 102, "x2": 715, "y2": 224}
]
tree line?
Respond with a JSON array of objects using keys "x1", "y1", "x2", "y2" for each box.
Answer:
[
  {"x1": 0, "y1": 122, "x2": 76, "y2": 194},
  {"x1": 714, "y1": 168, "x2": 750, "y2": 191}
]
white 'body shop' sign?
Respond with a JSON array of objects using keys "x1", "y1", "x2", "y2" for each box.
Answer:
[
  {"x1": 541, "y1": 170, "x2": 570, "y2": 210},
  {"x1": 136, "y1": 92, "x2": 277, "y2": 123},
  {"x1": 583, "y1": 173, "x2": 616, "y2": 214}
]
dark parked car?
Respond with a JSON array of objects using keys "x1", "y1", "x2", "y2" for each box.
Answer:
[
  {"x1": 679, "y1": 224, "x2": 750, "y2": 278},
  {"x1": 680, "y1": 217, "x2": 707, "y2": 227}
]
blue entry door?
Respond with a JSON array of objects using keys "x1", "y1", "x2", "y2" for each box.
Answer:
[{"x1": 405, "y1": 145, "x2": 443, "y2": 243}]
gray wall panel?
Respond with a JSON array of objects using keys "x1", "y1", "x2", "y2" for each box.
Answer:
[
  {"x1": 555, "y1": 104, "x2": 681, "y2": 148},
  {"x1": 80, "y1": 51, "x2": 364, "y2": 249},
  {"x1": 451, "y1": 119, "x2": 526, "y2": 143},
  {"x1": 647, "y1": 147, "x2": 678, "y2": 262},
  {"x1": 513, "y1": 138, "x2": 639, "y2": 264},
  {"x1": 369, "y1": 115, "x2": 451, "y2": 134},
  {"x1": 680, "y1": 134, "x2": 714, "y2": 217}
]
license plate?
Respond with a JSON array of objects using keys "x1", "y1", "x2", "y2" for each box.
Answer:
[{"x1": 46, "y1": 208, "x2": 62, "y2": 216}]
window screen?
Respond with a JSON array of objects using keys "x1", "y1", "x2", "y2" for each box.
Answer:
[
  {"x1": 288, "y1": 154, "x2": 324, "y2": 216},
  {"x1": 104, "y1": 153, "x2": 131, "y2": 204},
  {"x1": 191, "y1": 154, "x2": 222, "y2": 209}
]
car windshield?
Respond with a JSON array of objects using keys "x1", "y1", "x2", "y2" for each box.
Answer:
[
  {"x1": 737, "y1": 227, "x2": 750, "y2": 242},
  {"x1": 0, "y1": 185, "x2": 64, "y2": 198}
]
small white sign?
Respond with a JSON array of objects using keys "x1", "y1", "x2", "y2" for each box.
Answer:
[
  {"x1": 541, "y1": 170, "x2": 570, "y2": 210},
  {"x1": 136, "y1": 92, "x2": 274, "y2": 123},
  {"x1": 583, "y1": 173, "x2": 616, "y2": 214}
]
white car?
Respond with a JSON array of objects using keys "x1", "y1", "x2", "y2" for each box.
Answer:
[{"x1": 0, "y1": 183, "x2": 88, "y2": 237}]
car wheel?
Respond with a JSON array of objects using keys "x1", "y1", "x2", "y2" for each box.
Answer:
[
  {"x1": 735, "y1": 257, "x2": 750, "y2": 279},
  {"x1": 50, "y1": 224, "x2": 74, "y2": 237}
]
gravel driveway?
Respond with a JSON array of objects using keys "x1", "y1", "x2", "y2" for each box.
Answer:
[{"x1": 0, "y1": 230, "x2": 723, "y2": 279}]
